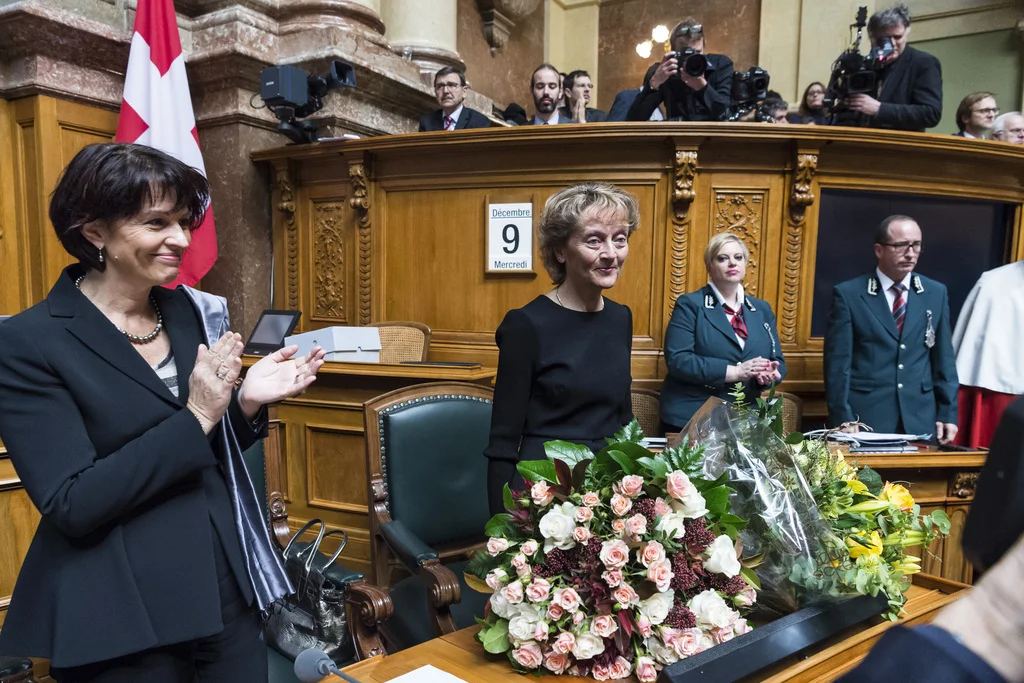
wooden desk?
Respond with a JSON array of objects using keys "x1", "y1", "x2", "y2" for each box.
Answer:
[
  {"x1": 335, "y1": 576, "x2": 965, "y2": 683},
  {"x1": 244, "y1": 357, "x2": 496, "y2": 575}
]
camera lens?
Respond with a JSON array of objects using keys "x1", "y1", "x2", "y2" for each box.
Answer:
[{"x1": 683, "y1": 53, "x2": 708, "y2": 78}]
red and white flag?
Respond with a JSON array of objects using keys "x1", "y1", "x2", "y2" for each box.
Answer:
[{"x1": 115, "y1": 0, "x2": 216, "y2": 287}]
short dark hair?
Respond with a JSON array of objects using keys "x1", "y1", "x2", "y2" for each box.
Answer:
[
  {"x1": 434, "y1": 66, "x2": 466, "y2": 87},
  {"x1": 563, "y1": 70, "x2": 591, "y2": 91},
  {"x1": 875, "y1": 214, "x2": 917, "y2": 244},
  {"x1": 798, "y1": 81, "x2": 826, "y2": 117},
  {"x1": 761, "y1": 98, "x2": 789, "y2": 117},
  {"x1": 50, "y1": 143, "x2": 210, "y2": 272},
  {"x1": 868, "y1": 3, "x2": 911, "y2": 36},
  {"x1": 530, "y1": 63, "x2": 561, "y2": 89},
  {"x1": 955, "y1": 91, "x2": 996, "y2": 132}
]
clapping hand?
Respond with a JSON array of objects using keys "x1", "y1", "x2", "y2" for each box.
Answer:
[
  {"x1": 187, "y1": 332, "x2": 245, "y2": 434},
  {"x1": 237, "y1": 345, "x2": 327, "y2": 420},
  {"x1": 755, "y1": 360, "x2": 782, "y2": 386},
  {"x1": 571, "y1": 95, "x2": 587, "y2": 123}
]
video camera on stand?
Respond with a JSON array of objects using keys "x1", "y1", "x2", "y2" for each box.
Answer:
[
  {"x1": 823, "y1": 6, "x2": 894, "y2": 121},
  {"x1": 726, "y1": 67, "x2": 771, "y2": 122},
  {"x1": 259, "y1": 60, "x2": 356, "y2": 145}
]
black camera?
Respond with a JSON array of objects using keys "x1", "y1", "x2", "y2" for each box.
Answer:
[
  {"x1": 726, "y1": 67, "x2": 772, "y2": 122},
  {"x1": 668, "y1": 48, "x2": 710, "y2": 78},
  {"x1": 259, "y1": 60, "x2": 356, "y2": 144},
  {"x1": 823, "y1": 7, "x2": 893, "y2": 115}
]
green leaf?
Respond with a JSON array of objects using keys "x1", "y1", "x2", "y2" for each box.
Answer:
[
  {"x1": 484, "y1": 513, "x2": 512, "y2": 538},
  {"x1": 478, "y1": 619, "x2": 511, "y2": 654},
  {"x1": 611, "y1": 418, "x2": 645, "y2": 443},
  {"x1": 702, "y1": 485, "x2": 731, "y2": 516},
  {"x1": 785, "y1": 431, "x2": 805, "y2": 445},
  {"x1": 517, "y1": 460, "x2": 558, "y2": 484},
  {"x1": 502, "y1": 483, "x2": 515, "y2": 512},
  {"x1": 929, "y1": 509, "x2": 951, "y2": 535},
  {"x1": 857, "y1": 467, "x2": 884, "y2": 496},
  {"x1": 740, "y1": 565, "x2": 761, "y2": 589},
  {"x1": 544, "y1": 440, "x2": 594, "y2": 467},
  {"x1": 608, "y1": 449, "x2": 637, "y2": 475}
]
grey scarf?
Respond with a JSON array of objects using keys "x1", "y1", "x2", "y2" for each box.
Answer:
[{"x1": 180, "y1": 286, "x2": 292, "y2": 612}]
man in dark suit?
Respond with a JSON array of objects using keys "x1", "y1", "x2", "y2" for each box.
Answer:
[
  {"x1": 418, "y1": 66, "x2": 491, "y2": 132},
  {"x1": 824, "y1": 215, "x2": 959, "y2": 441},
  {"x1": 952, "y1": 91, "x2": 997, "y2": 138},
  {"x1": 627, "y1": 18, "x2": 733, "y2": 122},
  {"x1": 557, "y1": 69, "x2": 607, "y2": 123},
  {"x1": 842, "y1": 4, "x2": 942, "y2": 132},
  {"x1": 607, "y1": 88, "x2": 665, "y2": 121}
]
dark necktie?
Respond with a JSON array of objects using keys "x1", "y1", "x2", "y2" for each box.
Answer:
[
  {"x1": 722, "y1": 304, "x2": 748, "y2": 340},
  {"x1": 891, "y1": 283, "x2": 906, "y2": 334},
  {"x1": 444, "y1": 115, "x2": 454, "y2": 130}
]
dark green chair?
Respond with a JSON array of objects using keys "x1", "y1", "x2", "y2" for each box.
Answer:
[
  {"x1": 362, "y1": 382, "x2": 493, "y2": 650},
  {"x1": 242, "y1": 439, "x2": 392, "y2": 681}
]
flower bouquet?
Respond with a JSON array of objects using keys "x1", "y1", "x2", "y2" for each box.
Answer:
[{"x1": 467, "y1": 423, "x2": 760, "y2": 681}]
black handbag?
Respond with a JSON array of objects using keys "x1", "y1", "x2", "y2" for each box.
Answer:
[{"x1": 265, "y1": 519, "x2": 354, "y2": 665}]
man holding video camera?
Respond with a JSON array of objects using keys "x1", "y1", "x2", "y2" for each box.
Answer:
[
  {"x1": 843, "y1": 3, "x2": 942, "y2": 132},
  {"x1": 627, "y1": 18, "x2": 733, "y2": 122}
]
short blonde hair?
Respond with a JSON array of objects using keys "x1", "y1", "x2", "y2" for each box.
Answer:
[
  {"x1": 538, "y1": 183, "x2": 640, "y2": 285},
  {"x1": 704, "y1": 233, "x2": 749, "y2": 272}
]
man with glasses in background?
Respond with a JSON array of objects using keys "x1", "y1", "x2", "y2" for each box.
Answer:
[
  {"x1": 627, "y1": 18, "x2": 734, "y2": 122},
  {"x1": 992, "y1": 111, "x2": 1024, "y2": 145},
  {"x1": 953, "y1": 92, "x2": 998, "y2": 139},
  {"x1": 419, "y1": 67, "x2": 491, "y2": 132},
  {"x1": 824, "y1": 215, "x2": 959, "y2": 442}
]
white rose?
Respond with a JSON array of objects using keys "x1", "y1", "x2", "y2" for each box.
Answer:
[
  {"x1": 703, "y1": 535, "x2": 741, "y2": 578},
  {"x1": 655, "y1": 511, "x2": 687, "y2": 539},
  {"x1": 638, "y1": 590, "x2": 675, "y2": 625},
  {"x1": 688, "y1": 590, "x2": 737, "y2": 630},
  {"x1": 539, "y1": 501, "x2": 578, "y2": 552},
  {"x1": 671, "y1": 488, "x2": 709, "y2": 519},
  {"x1": 508, "y1": 615, "x2": 536, "y2": 644},
  {"x1": 516, "y1": 603, "x2": 543, "y2": 622},
  {"x1": 646, "y1": 635, "x2": 680, "y2": 666},
  {"x1": 490, "y1": 590, "x2": 517, "y2": 619},
  {"x1": 570, "y1": 632, "x2": 606, "y2": 660}
]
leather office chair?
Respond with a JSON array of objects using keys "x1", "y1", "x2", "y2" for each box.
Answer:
[
  {"x1": 630, "y1": 387, "x2": 661, "y2": 437},
  {"x1": 242, "y1": 439, "x2": 392, "y2": 681},
  {"x1": 368, "y1": 322, "x2": 431, "y2": 363},
  {"x1": 363, "y1": 382, "x2": 493, "y2": 650}
]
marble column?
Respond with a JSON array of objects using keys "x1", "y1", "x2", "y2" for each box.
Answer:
[{"x1": 381, "y1": 0, "x2": 463, "y2": 79}]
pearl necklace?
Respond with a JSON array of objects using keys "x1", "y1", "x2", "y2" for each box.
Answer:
[
  {"x1": 75, "y1": 275, "x2": 164, "y2": 344},
  {"x1": 554, "y1": 286, "x2": 603, "y2": 312}
]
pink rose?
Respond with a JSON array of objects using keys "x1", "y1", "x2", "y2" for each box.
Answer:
[
  {"x1": 625, "y1": 513, "x2": 648, "y2": 538},
  {"x1": 599, "y1": 539, "x2": 630, "y2": 570},
  {"x1": 639, "y1": 540, "x2": 667, "y2": 568},
  {"x1": 486, "y1": 537, "x2": 509, "y2": 556},
  {"x1": 533, "y1": 621, "x2": 550, "y2": 642},
  {"x1": 611, "y1": 518, "x2": 626, "y2": 534},
  {"x1": 511, "y1": 553, "x2": 529, "y2": 576},
  {"x1": 615, "y1": 474, "x2": 645, "y2": 498},
  {"x1": 512, "y1": 641, "x2": 542, "y2": 669},
  {"x1": 552, "y1": 631, "x2": 575, "y2": 655},
  {"x1": 733, "y1": 618, "x2": 752, "y2": 636},
  {"x1": 613, "y1": 583, "x2": 639, "y2": 607},
  {"x1": 575, "y1": 506, "x2": 594, "y2": 524},
  {"x1": 547, "y1": 603, "x2": 565, "y2": 621},
  {"x1": 669, "y1": 627, "x2": 703, "y2": 657},
  {"x1": 582, "y1": 491, "x2": 601, "y2": 507},
  {"x1": 591, "y1": 614, "x2": 618, "y2": 638},
  {"x1": 666, "y1": 470, "x2": 696, "y2": 502},
  {"x1": 602, "y1": 569, "x2": 623, "y2": 587},
  {"x1": 526, "y1": 577, "x2": 551, "y2": 603},
  {"x1": 733, "y1": 585, "x2": 757, "y2": 608},
  {"x1": 610, "y1": 493, "x2": 632, "y2": 517},
  {"x1": 654, "y1": 497, "x2": 671, "y2": 517},
  {"x1": 485, "y1": 567, "x2": 508, "y2": 591},
  {"x1": 503, "y1": 581, "x2": 524, "y2": 604},
  {"x1": 713, "y1": 626, "x2": 736, "y2": 644},
  {"x1": 647, "y1": 559, "x2": 675, "y2": 592},
  {"x1": 636, "y1": 656, "x2": 658, "y2": 683},
  {"x1": 544, "y1": 651, "x2": 571, "y2": 675},
  {"x1": 572, "y1": 526, "x2": 591, "y2": 543},
  {"x1": 573, "y1": 610, "x2": 585, "y2": 626},
  {"x1": 593, "y1": 663, "x2": 612, "y2": 681},
  {"x1": 609, "y1": 656, "x2": 632, "y2": 680},
  {"x1": 521, "y1": 539, "x2": 539, "y2": 556},
  {"x1": 531, "y1": 481, "x2": 555, "y2": 507},
  {"x1": 553, "y1": 587, "x2": 582, "y2": 613},
  {"x1": 636, "y1": 615, "x2": 653, "y2": 638}
]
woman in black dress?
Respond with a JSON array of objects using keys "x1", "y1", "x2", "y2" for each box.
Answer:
[{"x1": 484, "y1": 183, "x2": 638, "y2": 514}]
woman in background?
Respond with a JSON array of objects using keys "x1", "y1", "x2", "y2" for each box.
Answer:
[
  {"x1": 484, "y1": 183, "x2": 638, "y2": 515},
  {"x1": 660, "y1": 233, "x2": 785, "y2": 434},
  {"x1": 794, "y1": 81, "x2": 828, "y2": 125}
]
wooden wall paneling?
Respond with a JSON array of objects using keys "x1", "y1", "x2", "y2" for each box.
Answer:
[
  {"x1": 0, "y1": 446, "x2": 41, "y2": 630},
  {"x1": 0, "y1": 100, "x2": 25, "y2": 315},
  {"x1": 663, "y1": 146, "x2": 698, "y2": 343},
  {"x1": 271, "y1": 159, "x2": 300, "y2": 321},
  {"x1": 304, "y1": 423, "x2": 369, "y2": 515},
  {"x1": 942, "y1": 504, "x2": 973, "y2": 584}
]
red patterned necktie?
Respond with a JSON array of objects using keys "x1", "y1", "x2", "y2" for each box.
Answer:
[
  {"x1": 444, "y1": 115, "x2": 454, "y2": 130},
  {"x1": 891, "y1": 283, "x2": 906, "y2": 334},
  {"x1": 722, "y1": 304, "x2": 748, "y2": 339}
]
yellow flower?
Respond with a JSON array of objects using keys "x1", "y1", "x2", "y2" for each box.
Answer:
[
  {"x1": 847, "y1": 530, "x2": 883, "y2": 558},
  {"x1": 893, "y1": 555, "x2": 922, "y2": 574},
  {"x1": 846, "y1": 479, "x2": 868, "y2": 495},
  {"x1": 881, "y1": 483, "x2": 915, "y2": 512}
]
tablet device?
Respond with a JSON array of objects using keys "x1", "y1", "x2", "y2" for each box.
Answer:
[{"x1": 244, "y1": 310, "x2": 301, "y2": 356}]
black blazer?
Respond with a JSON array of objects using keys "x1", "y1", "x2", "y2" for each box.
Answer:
[
  {"x1": 627, "y1": 54, "x2": 734, "y2": 122},
  {"x1": 873, "y1": 46, "x2": 943, "y2": 132},
  {"x1": 556, "y1": 106, "x2": 608, "y2": 122},
  {"x1": 0, "y1": 267, "x2": 264, "y2": 667},
  {"x1": 418, "y1": 106, "x2": 491, "y2": 132}
]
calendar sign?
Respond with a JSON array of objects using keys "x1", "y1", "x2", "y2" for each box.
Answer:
[{"x1": 486, "y1": 201, "x2": 533, "y2": 273}]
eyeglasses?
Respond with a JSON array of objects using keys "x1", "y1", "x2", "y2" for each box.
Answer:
[
  {"x1": 881, "y1": 241, "x2": 923, "y2": 254},
  {"x1": 434, "y1": 82, "x2": 463, "y2": 92},
  {"x1": 972, "y1": 107, "x2": 999, "y2": 116},
  {"x1": 673, "y1": 24, "x2": 703, "y2": 38}
]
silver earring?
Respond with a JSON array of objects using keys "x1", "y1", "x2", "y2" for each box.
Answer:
[{"x1": 98, "y1": 247, "x2": 104, "y2": 263}]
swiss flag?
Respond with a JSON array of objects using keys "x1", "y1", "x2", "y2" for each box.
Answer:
[{"x1": 115, "y1": 0, "x2": 216, "y2": 287}]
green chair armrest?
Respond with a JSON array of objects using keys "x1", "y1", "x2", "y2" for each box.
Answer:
[{"x1": 380, "y1": 520, "x2": 438, "y2": 571}]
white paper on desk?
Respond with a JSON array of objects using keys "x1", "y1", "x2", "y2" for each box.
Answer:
[
  {"x1": 386, "y1": 665, "x2": 468, "y2": 683},
  {"x1": 817, "y1": 431, "x2": 930, "y2": 444}
]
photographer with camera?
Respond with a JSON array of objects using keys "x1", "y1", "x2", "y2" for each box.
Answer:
[
  {"x1": 627, "y1": 18, "x2": 734, "y2": 122},
  {"x1": 840, "y1": 3, "x2": 942, "y2": 132}
]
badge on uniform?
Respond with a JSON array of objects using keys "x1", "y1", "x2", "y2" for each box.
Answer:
[
  {"x1": 704, "y1": 294, "x2": 715, "y2": 309},
  {"x1": 867, "y1": 277, "x2": 879, "y2": 296},
  {"x1": 912, "y1": 275, "x2": 924, "y2": 294},
  {"x1": 925, "y1": 309, "x2": 935, "y2": 348}
]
